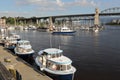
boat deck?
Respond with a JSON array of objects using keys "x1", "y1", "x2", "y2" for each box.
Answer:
[{"x1": 0, "y1": 46, "x2": 52, "y2": 80}]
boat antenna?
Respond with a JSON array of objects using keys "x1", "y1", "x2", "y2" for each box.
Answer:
[
  {"x1": 50, "y1": 33, "x2": 52, "y2": 48},
  {"x1": 58, "y1": 34, "x2": 61, "y2": 49},
  {"x1": 58, "y1": 45, "x2": 61, "y2": 49}
]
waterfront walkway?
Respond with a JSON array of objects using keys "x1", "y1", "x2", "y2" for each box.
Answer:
[{"x1": 0, "y1": 46, "x2": 52, "y2": 80}]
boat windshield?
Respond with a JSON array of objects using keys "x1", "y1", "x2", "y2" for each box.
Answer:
[
  {"x1": 48, "y1": 53, "x2": 62, "y2": 58},
  {"x1": 19, "y1": 42, "x2": 30, "y2": 45}
]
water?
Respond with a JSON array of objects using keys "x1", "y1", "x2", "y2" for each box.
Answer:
[{"x1": 15, "y1": 25, "x2": 120, "y2": 80}]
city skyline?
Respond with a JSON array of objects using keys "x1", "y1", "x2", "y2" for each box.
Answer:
[{"x1": 0, "y1": 0, "x2": 119, "y2": 18}]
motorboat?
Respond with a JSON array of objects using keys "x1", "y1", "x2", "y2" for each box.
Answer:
[
  {"x1": 89, "y1": 25, "x2": 104, "y2": 32},
  {"x1": 4, "y1": 37, "x2": 17, "y2": 50},
  {"x1": 14, "y1": 40, "x2": 35, "y2": 60},
  {"x1": 52, "y1": 25, "x2": 76, "y2": 34},
  {"x1": 9, "y1": 33, "x2": 21, "y2": 41},
  {"x1": 35, "y1": 48, "x2": 76, "y2": 80}
]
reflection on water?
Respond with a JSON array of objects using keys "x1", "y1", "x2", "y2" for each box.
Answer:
[{"x1": 15, "y1": 25, "x2": 120, "y2": 80}]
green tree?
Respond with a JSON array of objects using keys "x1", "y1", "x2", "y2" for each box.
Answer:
[
  {"x1": 1, "y1": 16, "x2": 7, "y2": 19},
  {"x1": 6, "y1": 17, "x2": 15, "y2": 25}
]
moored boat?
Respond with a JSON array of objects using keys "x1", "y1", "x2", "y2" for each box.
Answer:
[
  {"x1": 35, "y1": 48, "x2": 76, "y2": 80},
  {"x1": 14, "y1": 40, "x2": 34, "y2": 61},
  {"x1": 52, "y1": 25, "x2": 76, "y2": 34},
  {"x1": 4, "y1": 37, "x2": 17, "y2": 50},
  {"x1": 9, "y1": 32, "x2": 21, "y2": 41}
]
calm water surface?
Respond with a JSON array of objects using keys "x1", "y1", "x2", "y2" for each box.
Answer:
[{"x1": 16, "y1": 25, "x2": 120, "y2": 80}]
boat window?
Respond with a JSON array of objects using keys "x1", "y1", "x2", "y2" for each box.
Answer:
[
  {"x1": 47, "y1": 55, "x2": 51, "y2": 58},
  {"x1": 56, "y1": 65, "x2": 61, "y2": 70},
  {"x1": 47, "y1": 61, "x2": 51, "y2": 68},
  {"x1": 24, "y1": 42, "x2": 30, "y2": 45},
  {"x1": 60, "y1": 65, "x2": 66, "y2": 71},
  {"x1": 58, "y1": 64, "x2": 71, "y2": 71},
  {"x1": 67, "y1": 65, "x2": 71, "y2": 70},
  {"x1": 52, "y1": 54, "x2": 56, "y2": 58},
  {"x1": 26, "y1": 49, "x2": 32, "y2": 52},
  {"x1": 41, "y1": 52, "x2": 48, "y2": 55},
  {"x1": 52, "y1": 64, "x2": 57, "y2": 70},
  {"x1": 56, "y1": 53, "x2": 59, "y2": 57}
]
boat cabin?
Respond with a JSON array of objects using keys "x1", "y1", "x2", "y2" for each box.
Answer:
[
  {"x1": 17, "y1": 40, "x2": 30, "y2": 46},
  {"x1": 46, "y1": 56, "x2": 72, "y2": 71}
]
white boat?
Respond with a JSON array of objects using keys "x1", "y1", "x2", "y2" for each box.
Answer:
[
  {"x1": 94, "y1": 27, "x2": 99, "y2": 32},
  {"x1": 9, "y1": 33, "x2": 21, "y2": 41},
  {"x1": 4, "y1": 37, "x2": 17, "y2": 50},
  {"x1": 35, "y1": 48, "x2": 76, "y2": 80},
  {"x1": 28, "y1": 25, "x2": 37, "y2": 30},
  {"x1": 14, "y1": 40, "x2": 34, "y2": 59},
  {"x1": 52, "y1": 25, "x2": 76, "y2": 34}
]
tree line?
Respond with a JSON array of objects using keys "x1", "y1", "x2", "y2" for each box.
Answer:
[{"x1": 1, "y1": 16, "x2": 26, "y2": 25}]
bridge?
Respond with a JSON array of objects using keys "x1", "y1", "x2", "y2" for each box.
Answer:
[{"x1": 19, "y1": 7, "x2": 120, "y2": 28}]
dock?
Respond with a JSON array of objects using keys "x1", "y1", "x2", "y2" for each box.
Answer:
[{"x1": 0, "y1": 46, "x2": 52, "y2": 80}]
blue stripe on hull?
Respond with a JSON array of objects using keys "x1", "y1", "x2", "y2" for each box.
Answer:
[{"x1": 52, "y1": 31, "x2": 76, "y2": 34}]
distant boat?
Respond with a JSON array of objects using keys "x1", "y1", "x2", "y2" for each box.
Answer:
[
  {"x1": 35, "y1": 48, "x2": 76, "y2": 80},
  {"x1": 88, "y1": 25, "x2": 104, "y2": 32},
  {"x1": 28, "y1": 25, "x2": 37, "y2": 30},
  {"x1": 52, "y1": 25, "x2": 76, "y2": 34},
  {"x1": 14, "y1": 40, "x2": 34, "y2": 60},
  {"x1": 94, "y1": 27, "x2": 99, "y2": 32}
]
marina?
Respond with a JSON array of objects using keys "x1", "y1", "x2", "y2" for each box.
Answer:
[
  {"x1": 0, "y1": 24, "x2": 120, "y2": 80},
  {"x1": 10, "y1": 25, "x2": 119, "y2": 80},
  {"x1": 0, "y1": 1, "x2": 120, "y2": 79}
]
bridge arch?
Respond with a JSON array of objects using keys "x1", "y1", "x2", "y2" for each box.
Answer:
[{"x1": 101, "y1": 7, "x2": 120, "y2": 13}]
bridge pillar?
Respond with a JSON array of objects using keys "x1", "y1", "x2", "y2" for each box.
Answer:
[
  {"x1": 36, "y1": 19, "x2": 39, "y2": 25},
  {"x1": 94, "y1": 8, "x2": 100, "y2": 25},
  {"x1": 49, "y1": 17, "x2": 54, "y2": 31}
]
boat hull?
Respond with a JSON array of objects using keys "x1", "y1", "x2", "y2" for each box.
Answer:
[
  {"x1": 14, "y1": 48, "x2": 34, "y2": 63},
  {"x1": 44, "y1": 71, "x2": 74, "y2": 80},
  {"x1": 16, "y1": 53, "x2": 34, "y2": 64},
  {"x1": 52, "y1": 31, "x2": 76, "y2": 34}
]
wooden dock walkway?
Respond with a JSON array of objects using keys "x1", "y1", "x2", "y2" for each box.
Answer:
[{"x1": 0, "y1": 46, "x2": 52, "y2": 80}]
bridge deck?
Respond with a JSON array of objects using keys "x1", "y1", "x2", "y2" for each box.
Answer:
[{"x1": 0, "y1": 46, "x2": 52, "y2": 80}]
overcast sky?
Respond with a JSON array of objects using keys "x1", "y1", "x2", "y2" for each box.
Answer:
[{"x1": 0, "y1": 0, "x2": 119, "y2": 17}]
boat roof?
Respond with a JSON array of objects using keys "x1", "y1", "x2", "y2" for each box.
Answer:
[
  {"x1": 43, "y1": 48, "x2": 63, "y2": 54},
  {"x1": 62, "y1": 26, "x2": 69, "y2": 29},
  {"x1": 6, "y1": 37, "x2": 17, "y2": 40},
  {"x1": 18, "y1": 45, "x2": 32, "y2": 49},
  {"x1": 48, "y1": 56, "x2": 72, "y2": 65},
  {"x1": 10, "y1": 32, "x2": 16, "y2": 34},
  {"x1": 18, "y1": 40, "x2": 30, "y2": 43}
]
